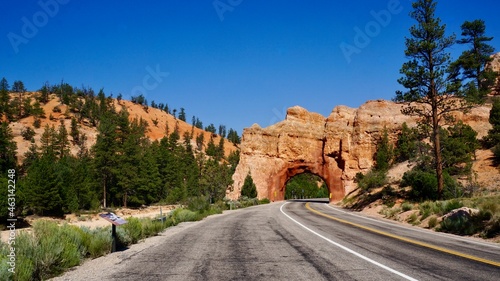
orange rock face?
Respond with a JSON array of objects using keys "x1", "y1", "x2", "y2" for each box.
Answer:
[{"x1": 228, "y1": 100, "x2": 491, "y2": 202}]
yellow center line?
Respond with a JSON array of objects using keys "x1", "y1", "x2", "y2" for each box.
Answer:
[{"x1": 305, "y1": 202, "x2": 500, "y2": 267}]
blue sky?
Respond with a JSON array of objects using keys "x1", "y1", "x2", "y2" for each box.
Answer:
[{"x1": 2, "y1": 0, "x2": 500, "y2": 134}]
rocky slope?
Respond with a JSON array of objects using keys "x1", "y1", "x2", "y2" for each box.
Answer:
[
  {"x1": 229, "y1": 100, "x2": 493, "y2": 201},
  {"x1": 7, "y1": 93, "x2": 238, "y2": 163}
]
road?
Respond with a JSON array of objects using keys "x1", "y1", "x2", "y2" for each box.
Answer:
[{"x1": 57, "y1": 200, "x2": 500, "y2": 281}]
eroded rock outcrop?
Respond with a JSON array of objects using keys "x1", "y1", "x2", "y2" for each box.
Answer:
[{"x1": 228, "y1": 100, "x2": 491, "y2": 202}]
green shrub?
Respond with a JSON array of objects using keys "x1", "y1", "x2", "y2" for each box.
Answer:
[
  {"x1": 443, "y1": 199, "x2": 463, "y2": 214},
  {"x1": 439, "y1": 216, "x2": 476, "y2": 235},
  {"x1": 402, "y1": 170, "x2": 438, "y2": 201},
  {"x1": 0, "y1": 241, "x2": 13, "y2": 281},
  {"x1": 358, "y1": 170, "x2": 387, "y2": 191},
  {"x1": 116, "y1": 226, "x2": 133, "y2": 246},
  {"x1": 31, "y1": 220, "x2": 82, "y2": 279},
  {"x1": 86, "y1": 227, "x2": 112, "y2": 258},
  {"x1": 241, "y1": 173, "x2": 257, "y2": 198},
  {"x1": 380, "y1": 206, "x2": 401, "y2": 219},
  {"x1": 419, "y1": 201, "x2": 432, "y2": 220},
  {"x1": 428, "y1": 216, "x2": 438, "y2": 228},
  {"x1": 12, "y1": 232, "x2": 36, "y2": 281},
  {"x1": 407, "y1": 212, "x2": 420, "y2": 225},
  {"x1": 401, "y1": 202, "x2": 413, "y2": 212},
  {"x1": 259, "y1": 198, "x2": 271, "y2": 204},
  {"x1": 123, "y1": 217, "x2": 143, "y2": 244},
  {"x1": 493, "y1": 144, "x2": 500, "y2": 166},
  {"x1": 172, "y1": 209, "x2": 199, "y2": 224},
  {"x1": 187, "y1": 196, "x2": 210, "y2": 212}
]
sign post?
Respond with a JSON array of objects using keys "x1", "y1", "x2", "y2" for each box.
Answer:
[{"x1": 99, "y1": 212, "x2": 127, "y2": 252}]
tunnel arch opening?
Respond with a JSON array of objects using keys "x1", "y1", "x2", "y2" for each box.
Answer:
[
  {"x1": 284, "y1": 172, "x2": 329, "y2": 200},
  {"x1": 268, "y1": 162, "x2": 344, "y2": 202}
]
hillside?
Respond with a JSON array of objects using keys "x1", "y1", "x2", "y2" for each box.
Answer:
[{"x1": 7, "y1": 92, "x2": 239, "y2": 163}]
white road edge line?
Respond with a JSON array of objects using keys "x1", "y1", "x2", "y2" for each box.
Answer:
[
  {"x1": 280, "y1": 202, "x2": 419, "y2": 281},
  {"x1": 324, "y1": 204, "x2": 500, "y2": 249}
]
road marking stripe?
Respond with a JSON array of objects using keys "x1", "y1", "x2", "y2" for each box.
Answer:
[
  {"x1": 306, "y1": 202, "x2": 500, "y2": 267},
  {"x1": 325, "y1": 204, "x2": 500, "y2": 249},
  {"x1": 280, "y1": 202, "x2": 419, "y2": 281}
]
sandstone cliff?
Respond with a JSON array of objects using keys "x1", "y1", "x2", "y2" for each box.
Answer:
[{"x1": 228, "y1": 100, "x2": 492, "y2": 202}]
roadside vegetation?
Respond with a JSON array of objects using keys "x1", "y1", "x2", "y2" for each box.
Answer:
[
  {"x1": 345, "y1": 0, "x2": 499, "y2": 240},
  {"x1": 0, "y1": 194, "x2": 269, "y2": 281}
]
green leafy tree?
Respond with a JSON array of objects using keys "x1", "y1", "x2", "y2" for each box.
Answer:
[
  {"x1": 23, "y1": 154, "x2": 64, "y2": 215},
  {"x1": 455, "y1": 19, "x2": 496, "y2": 101},
  {"x1": 218, "y1": 124, "x2": 226, "y2": 138},
  {"x1": 441, "y1": 122, "x2": 479, "y2": 175},
  {"x1": 56, "y1": 120, "x2": 70, "y2": 159},
  {"x1": 39, "y1": 82, "x2": 50, "y2": 103},
  {"x1": 394, "y1": 0, "x2": 479, "y2": 199},
  {"x1": 395, "y1": 123, "x2": 418, "y2": 162},
  {"x1": 70, "y1": 117, "x2": 80, "y2": 144},
  {"x1": 206, "y1": 136, "x2": 217, "y2": 157},
  {"x1": 485, "y1": 98, "x2": 500, "y2": 164},
  {"x1": 485, "y1": 98, "x2": 500, "y2": 147},
  {"x1": 0, "y1": 122, "x2": 17, "y2": 173},
  {"x1": 178, "y1": 107, "x2": 186, "y2": 122},
  {"x1": 0, "y1": 78, "x2": 9, "y2": 118},
  {"x1": 199, "y1": 159, "x2": 233, "y2": 203},
  {"x1": 228, "y1": 150, "x2": 240, "y2": 174},
  {"x1": 22, "y1": 139, "x2": 39, "y2": 172},
  {"x1": 40, "y1": 124, "x2": 57, "y2": 158},
  {"x1": 241, "y1": 172, "x2": 257, "y2": 198},
  {"x1": 195, "y1": 133, "x2": 204, "y2": 151},
  {"x1": 205, "y1": 123, "x2": 216, "y2": 134},
  {"x1": 374, "y1": 129, "x2": 394, "y2": 171},
  {"x1": 227, "y1": 128, "x2": 241, "y2": 144},
  {"x1": 93, "y1": 112, "x2": 119, "y2": 208},
  {"x1": 11, "y1": 80, "x2": 26, "y2": 93}
]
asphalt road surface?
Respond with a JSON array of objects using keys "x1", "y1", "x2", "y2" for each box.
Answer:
[{"x1": 71, "y1": 200, "x2": 500, "y2": 280}]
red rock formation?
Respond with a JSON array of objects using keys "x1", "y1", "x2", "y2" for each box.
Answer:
[
  {"x1": 228, "y1": 100, "x2": 491, "y2": 203},
  {"x1": 486, "y1": 52, "x2": 500, "y2": 96}
]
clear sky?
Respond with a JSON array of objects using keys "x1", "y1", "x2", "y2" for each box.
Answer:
[{"x1": 2, "y1": 0, "x2": 499, "y2": 134}]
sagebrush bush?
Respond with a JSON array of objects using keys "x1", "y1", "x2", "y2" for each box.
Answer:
[
  {"x1": 407, "y1": 212, "x2": 420, "y2": 225},
  {"x1": 123, "y1": 217, "x2": 143, "y2": 244},
  {"x1": 187, "y1": 196, "x2": 210, "y2": 212},
  {"x1": 172, "y1": 209, "x2": 199, "y2": 224},
  {"x1": 401, "y1": 202, "x2": 413, "y2": 212},
  {"x1": 86, "y1": 227, "x2": 112, "y2": 258},
  {"x1": 428, "y1": 216, "x2": 438, "y2": 228},
  {"x1": 32, "y1": 221, "x2": 82, "y2": 279},
  {"x1": 358, "y1": 170, "x2": 387, "y2": 191}
]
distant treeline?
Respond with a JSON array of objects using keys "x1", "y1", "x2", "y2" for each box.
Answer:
[{"x1": 0, "y1": 78, "x2": 240, "y2": 220}]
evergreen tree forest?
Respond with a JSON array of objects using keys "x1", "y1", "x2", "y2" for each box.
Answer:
[{"x1": 0, "y1": 79, "x2": 240, "y2": 221}]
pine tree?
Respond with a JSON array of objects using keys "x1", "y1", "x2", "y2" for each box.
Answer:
[
  {"x1": 178, "y1": 107, "x2": 186, "y2": 122},
  {"x1": 455, "y1": 19, "x2": 497, "y2": 100},
  {"x1": 241, "y1": 172, "x2": 257, "y2": 198},
  {"x1": 395, "y1": 123, "x2": 418, "y2": 162},
  {"x1": 56, "y1": 120, "x2": 70, "y2": 159},
  {"x1": 486, "y1": 98, "x2": 500, "y2": 163},
  {"x1": 0, "y1": 122, "x2": 17, "y2": 173},
  {"x1": 22, "y1": 138, "x2": 39, "y2": 172},
  {"x1": 70, "y1": 117, "x2": 80, "y2": 144},
  {"x1": 374, "y1": 129, "x2": 394, "y2": 171},
  {"x1": 394, "y1": 0, "x2": 480, "y2": 199},
  {"x1": 0, "y1": 78, "x2": 9, "y2": 118},
  {"x1": 40, "y1": 124, "x2": 57, "y2": 158},
  {"x1": 93, "y1": 112, "x2": 119, "y2": 208},
  {"x1": 23, "y1": 154, "x2": 63, "y2": 215},
  {"x1": 206, "y1": 136, "x2": 217, "y2": 157}
]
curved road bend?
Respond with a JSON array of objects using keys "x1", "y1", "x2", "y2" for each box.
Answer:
[{"x1": 72, "y1": 200, "x2": 499, "y2": 280}]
